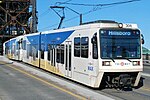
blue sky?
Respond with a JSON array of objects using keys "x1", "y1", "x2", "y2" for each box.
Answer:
[{"x1": 37, "y1": 0, "x2": 150, "y2": 49}]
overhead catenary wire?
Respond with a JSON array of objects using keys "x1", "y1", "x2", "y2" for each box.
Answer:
[
  {"x1": 55, "y1": 0, "x2": 72, "y2": 6},
  {"x1": 39, "y1": 0, "x2": 141, "y2": 31},
  {"x1": 56, "y1": 0, "x2": 141, "y2": 7}
]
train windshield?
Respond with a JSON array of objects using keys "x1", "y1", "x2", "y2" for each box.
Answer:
[{"x1": 100, "y1": 29, "x2": 141, "y2": 59}]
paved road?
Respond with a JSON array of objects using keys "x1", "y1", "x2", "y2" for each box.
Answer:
[
  {"x1": 144, "y1": 65, "x2": 150, "y2": 74},
  {"x1": 0, "y1": 62, "x2": 82, "y2": 100}
]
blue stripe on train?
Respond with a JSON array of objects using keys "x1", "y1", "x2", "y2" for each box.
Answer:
[{"x1": 42, "y1": 30, "x2": 74, "y2": 44}]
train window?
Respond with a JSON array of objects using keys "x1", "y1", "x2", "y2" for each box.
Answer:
[
  {"x1": 29, "y1": 44, "x2": 32, "y2": 57},
  {"x1": 41, "y1": 44, "x2": 45, "y2": 59},
  {"x1": 65, "y1": 45, "x2": 68, "y2": 70},
  {"x1": 69, "y1": 45, "x2": 71, "y2": 71},
  {"x1": 51, "y1": 46, "x2": 54, "y2": 66},
  {"x1": 48, "y1": 44, "x2": 52, "y2": 61},
  {"x1": 12, "y1": 45, "x2": 15, "y2": 55},
  {"x1": 56, "y1": 45, "x2": 61, "y2": 63},
  {"x1": 22, "y1": 40, "x2": 26, "y2": 50},
  {"x1": 60, "y1": 45, "x2": 64, "y2": 64},
  {"x1": 15, "y1": 43, "x2": 17, "y2": 51},
  {"x1": 74, "y1": 37, "x2": 80, "y2": 57},
  {"x1": 32, "y1": 46, "x2": 36, "y2": 61},
  {"x1": 32, "y1": 45, "x2": 38, "y2": 60},
  {"x1": 51, "y1": 45, "x2": 56, "y2": 66},
  {"x1": 92, "y1": 33, "x2": 98, "y2": 59},
  {"x1": 56, "y1": 45, "x2": 64, "y2": 64},
  {"x1": 81, "y1": 37, "x2": 89, "y2": 58},
  {"x1": 36, "y1": 45, "x2": 38, "y2": 58},
  {"x1": 53, "y1": 46, "x2": 56, "y2": 66},
  {"x1": 5, "y1": 46, "x2": 8, "y2": 55},
  {"x1": 27, "y1": 44, "x2": 30, "y2": 59}
]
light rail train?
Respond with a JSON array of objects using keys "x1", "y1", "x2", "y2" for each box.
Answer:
[{"x1": 3, "y1": 20, "x2": 144, "y2": 88}]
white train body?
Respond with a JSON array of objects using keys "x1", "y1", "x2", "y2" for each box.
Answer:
[{"x1": 3, "y1": 21, "x2": 143, "y2": 88}]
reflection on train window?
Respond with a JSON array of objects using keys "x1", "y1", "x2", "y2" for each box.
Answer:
[
  {"x1": 74, "y1": 37, "x2": 80, "y2": 57},
  {"x1": 81, "y1": 37, "x2": 89, "y2": 58}
]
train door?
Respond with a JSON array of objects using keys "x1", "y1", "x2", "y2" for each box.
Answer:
[{"x1": 65, "y1": 41, "x2": 72, "y2": 77}]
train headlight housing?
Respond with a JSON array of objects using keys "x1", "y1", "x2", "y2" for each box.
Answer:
[
  {"x1": 132, "y1": 61, "x2": 140, "y2": 66},
  {"x1": 102, "y1": 61, "x2": 111, "y2": 66},
  {"x1": 118, "y1": 23, "x2": 123, "y2": 28}
]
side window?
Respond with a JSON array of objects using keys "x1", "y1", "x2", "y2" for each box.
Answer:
[
  {"x1": 27, "y1": 44, "x2": 30, "y2": 59},
  {"x1": 32, "y1": 45, "x2": 38, "y2": 60},
  {"x1": 29, "y1": 44, "x2": 32, "y2": 56},
  {"x1": 36, "y1": 44, "x2": 38, "y2": 58},
  {"x1": 74, "y1": 37, "x2": 80, "y2": 57},
  {"x1": 41, "y1": 44, "x2": 45, "y2": 59},
  {"x1": 81, "y1": 37, "x2": 89, "y2": 58},
  {"x1": 56, "y1": 45, "x2": 64, "y2": 64},
  {"x1": 12, "y1": 44, "x2": 15, "y2": 55},
  {"x1": 22, "y1": 40, "x2": 26, "y2": 50},
  {"x1": 56, "y1": 45, "x2": 61, "y2": 63},
  {"x1": 60, "y1": 45, "x2": 64, "y2": 64},
  {"x1": 16, "y1": 42, "x2": 19, "y2": 50},
  {"x1": 92, "y1": 33, "x2": 98, "y2": 59},
  {"x1": 48, "y1": 44, "x2": 51, "y2": 61}
]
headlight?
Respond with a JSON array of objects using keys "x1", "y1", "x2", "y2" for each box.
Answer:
[
  {"x1": 118, "y1": 23, "x2": 123, "y2": 28},
  {"x1": 132, "y1": 61, "x2": 140, "y2": 66},
  {"x1": 102, "y1": 61, "x2": 111, "y2": 66}
]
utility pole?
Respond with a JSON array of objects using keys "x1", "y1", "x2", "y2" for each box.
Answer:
[{"x1": 30, "y1": 0, "x2": 38, "y2": 33}]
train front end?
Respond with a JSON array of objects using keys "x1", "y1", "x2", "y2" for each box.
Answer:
[{"x1": 98, "y1": 23, "x2": 143, "y2": 88}]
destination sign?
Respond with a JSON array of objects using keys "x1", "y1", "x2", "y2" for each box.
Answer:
[
  {"x1": 108, "y1": 31, "x2": 131, "y2": 36},
  {"x1": 100, "y1": 30, "x2": 140, "y2": 37}
]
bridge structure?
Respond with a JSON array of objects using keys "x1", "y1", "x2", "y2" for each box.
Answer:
[{"x1": 0, "y1": 0, "x2": 38, "y2": 55}]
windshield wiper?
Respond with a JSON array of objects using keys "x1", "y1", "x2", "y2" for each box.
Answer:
[
  {"x1": 124, "y1": 57, "x2": 132, "y2": 62},
  {"x1": 116, "y1": 56, "x2": 132, "y2": 62},
  {"x1": 109, "y1": 57, "x2": 115, "y2": 62}
]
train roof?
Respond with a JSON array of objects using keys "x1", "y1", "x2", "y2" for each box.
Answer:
[
  {"x1": 41, "y1": 20, "x2": 138, "y2": 34},
  {"x1": 41, "y1": 20, "x2": 117, "y2": 34},
  {"x1": 4, "y1": 20, "x2": 139, "y2": 42},
  {"x1": 81, "y1": 20, "x2": 118, "y2": 25}
]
